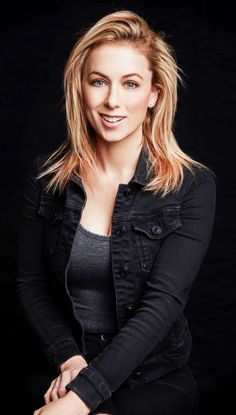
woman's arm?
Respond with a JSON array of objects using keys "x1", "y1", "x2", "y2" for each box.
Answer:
[
  {"x1": 17, "y1": 156, "x2": 82, "y2": 369},
  {"x1": 65, "y1": 167, "x2": 217, "y2": 411}
]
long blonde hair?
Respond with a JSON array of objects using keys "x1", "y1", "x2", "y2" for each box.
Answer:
[{"x1": 37, "y1": 9, "x2": 209, "y2": 197}]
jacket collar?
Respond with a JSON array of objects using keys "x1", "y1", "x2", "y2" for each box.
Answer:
[
  {"x1": 129, "y1": 144, "x2": 150, "y2": 186},
  {"x1": 70, "y1": 144, "x2": 150, "y2": 188}
]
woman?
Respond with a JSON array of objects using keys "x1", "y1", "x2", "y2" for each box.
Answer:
[{"x1": 17, "y1": 9, "x2": 217, "y2": 415}]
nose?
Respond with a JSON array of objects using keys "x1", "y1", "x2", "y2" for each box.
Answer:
[{"x1": 104, "y1": 85, "x2": 120, "y2": 109}]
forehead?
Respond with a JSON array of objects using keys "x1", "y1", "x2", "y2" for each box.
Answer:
[{"x1": 84, "y1": 43, "x2": 151, "y2": 76}]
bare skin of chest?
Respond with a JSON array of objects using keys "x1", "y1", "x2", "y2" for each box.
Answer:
[{"x1": 80, "y1": 180, "x2": 119, "y2": 237}]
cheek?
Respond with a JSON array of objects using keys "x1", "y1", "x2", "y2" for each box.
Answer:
[
  {"x1": 127, "y1": 93, "x2": 150, "y2": 115},
  {"x1": 83, "y1": 87, "x2": 104, "y2": 110}
]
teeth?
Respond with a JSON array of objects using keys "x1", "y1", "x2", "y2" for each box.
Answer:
[{"x1": 102, "y1": 115, "x2": 124, "y2": 123}]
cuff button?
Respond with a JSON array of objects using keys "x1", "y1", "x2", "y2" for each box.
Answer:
[{"x1": 132, "y1": 370, "x2": 142, "y2": 379}]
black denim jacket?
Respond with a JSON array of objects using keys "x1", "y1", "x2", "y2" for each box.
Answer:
[{"x1": 17, "y1": 146, "x2": 217, "y2": 412}]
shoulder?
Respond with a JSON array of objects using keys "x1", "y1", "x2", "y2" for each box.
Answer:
[
  {"x1": 183, "y1": 164, "x2": 217, "y2": 195},
  {"x1": 19, "y1": 153, "x2": 54, "y2": 204},
  {"x1": 30, "y1": 152, "x2": 52, "y2": 174},
  {"x1": 24, "y1": 152, "x2": 53, "y2": 186},
  {"x1": 24, "y1": 152, "x2": 51, "y2": 173}
]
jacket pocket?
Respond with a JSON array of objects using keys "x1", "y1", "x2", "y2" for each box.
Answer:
[
  {"x1": 130, "y1": 207, "x2": 182, "y2": 272},
  {"x1": 133, "y1": 317, "x2": 192, "y2": 385},
  {"x1": 158, "y1": 316, "x2": 192, "y2": 365}
]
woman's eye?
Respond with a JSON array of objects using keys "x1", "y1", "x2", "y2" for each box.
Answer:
[
  {"x1": 89, "y1": 79, "x2": 138, "y2": 88},
  {"x1": 125, "y1": 81, "x2": 138, "y2": 89},
  {"x1": 90, "y1": 79, "x2": 106, "y2": 87}
]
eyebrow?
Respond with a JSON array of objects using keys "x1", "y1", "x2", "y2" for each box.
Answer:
[{"x1": 88, "y1": 71, "x2": 144, "y2": 80}]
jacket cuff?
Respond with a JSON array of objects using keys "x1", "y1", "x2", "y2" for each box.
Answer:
[
  {"x1": 66, "y1": 365, "x2": 111, "y2": 412},
  {"x1": 45, "y1": 338, "x2": 82, "y2": 370}
]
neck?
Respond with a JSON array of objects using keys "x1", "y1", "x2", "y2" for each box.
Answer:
[{"x1": 94, "y1": 136, "x2": 143, "y2": 184}]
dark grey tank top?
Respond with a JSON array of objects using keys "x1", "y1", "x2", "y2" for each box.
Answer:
[{"x1": 67, "y1": 222, "x2": 118, "y2": 333}]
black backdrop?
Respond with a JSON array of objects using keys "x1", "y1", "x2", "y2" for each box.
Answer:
[{"x1": 1, "y1": 1, "x2": 235, "y2": 414}]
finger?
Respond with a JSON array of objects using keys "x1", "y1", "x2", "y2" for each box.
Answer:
[
  {"x1": 57, "y1": 368, "x2": 80, "y2": 398},
  {"x1": 50, "y1": 376, "x2": 61, "y2": 402},
  {"x1": 44, "y1": 368, "x2": 81, "y2": 403},
  {"x1": 33, "y1": 409, "x2": 41, "y2": 415},
  {"x1": 44, "y1": 378, "x2": 58, "y2": 404},
  {"x1": 45, "y1": 376, "x2": 61, "y2": 403},
  {"x1": 57, "y1": 371, "x2": 72, "y2": 398},
  {"x1": 71, "y1": 367, "x2": 80, "y2": 380},
  {"x1": 33, "y1": 402, "x2": 48, "y2": 415}
]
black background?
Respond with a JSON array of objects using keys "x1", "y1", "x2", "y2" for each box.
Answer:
[{"x1": 1, "y1": 1, "x2": 235, "y2": 413}]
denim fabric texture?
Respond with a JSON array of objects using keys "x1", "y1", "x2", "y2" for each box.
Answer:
[
  {"x1": 22, "y1": 331, "x2": 199, "y2": 415},
  {"x1": 17, "y1": 145, "x2": 217, "y2": 412}
]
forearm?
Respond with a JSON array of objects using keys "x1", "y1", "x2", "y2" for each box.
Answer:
[
  {"x1": 60, "y1": 355, "x2": 88, "y2": 372},
  {"x1": 67, "y1": 390, "x2": 92, "y2": 414}
]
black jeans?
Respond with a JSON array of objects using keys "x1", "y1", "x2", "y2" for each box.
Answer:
[{"x1": 22, "y1": 331, "x2": 199, "y2": 415}]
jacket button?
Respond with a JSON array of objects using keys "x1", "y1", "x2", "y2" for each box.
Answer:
[
  {"x1": 125, "y1": 304, "x2": 134, "y2": 315},
  {"x1": 151, "y1": 225, "x2": 162, "y2": 234},
  {"x1": 124, "y1": 187, "x2": 132, "y2": 197},
  {"x1": 119, "y1": 265, "x2": 130, "y2": 277},
  {"x1": 100, "y1": 334, "x2": 111, "y2": 342},
  {"x1": 116, "y1": 225, "x2": 126, "y2": 236},
  {"x1": 132, "y1": 370, "x2": 142, "y2": 380}
]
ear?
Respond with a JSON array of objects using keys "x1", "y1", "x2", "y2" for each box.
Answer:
[{"x1": 148, "y1": 86, "x2": 160, "y2": 108}]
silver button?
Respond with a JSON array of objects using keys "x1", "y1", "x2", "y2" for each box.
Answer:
[
  {"x1": 151, "y1": 225, "x2": 162, "y2": 234},
  {"x1": 100, "y1": 334, "x2": 110, "y2": 342}
]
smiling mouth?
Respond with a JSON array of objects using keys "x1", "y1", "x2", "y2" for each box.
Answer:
[{"x1": 100, "y1": 114, "x2": 126, "y2": 123}]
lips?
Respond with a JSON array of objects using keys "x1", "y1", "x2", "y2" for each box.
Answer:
[
  {"x1": 100, "y1": 113, "x2": 126, "y2": 118},
  {"x1": 100, "y1": 113, "x2": 126, "y2": 123},
  {"x1": 99, "y1": 113, "x2": 127, "y2": 128}
]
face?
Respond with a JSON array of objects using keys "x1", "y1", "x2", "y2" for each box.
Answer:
[{"x1": 81, "y1": 43, "x2": 158, "y2": 145}]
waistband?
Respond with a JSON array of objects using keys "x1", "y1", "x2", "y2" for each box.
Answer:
[
  {"x1": 83, "y1": 331, "x2": 117, "y2": 358},
  {"x1": 84, "y1": 331, "x2": 116, "y2": 341}
]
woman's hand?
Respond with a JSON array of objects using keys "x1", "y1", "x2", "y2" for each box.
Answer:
[
  {"x1": 34, "y1": 390, "x2": 91, "y2": 415},
  {"x1": 44, "y1": 355, "x2": 88, "y2": 404}
]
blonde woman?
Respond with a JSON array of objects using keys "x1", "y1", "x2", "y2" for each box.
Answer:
[{"x1": 17, "y1": 9, "x2": 216, "y2": 415}]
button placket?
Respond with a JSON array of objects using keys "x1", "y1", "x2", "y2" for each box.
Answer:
[
  {"x1": 125, "y1": 304, "x2": 134, "y2": 317},
  {"x1": 119, "y1": 265, "x2": 130, "y2": 278},
  {"x1": 123, "y1": 187, "x2": 133, "y2": 197},
  {"x1": 115, "y1": 224, "x2": 126, "y2": 237}
]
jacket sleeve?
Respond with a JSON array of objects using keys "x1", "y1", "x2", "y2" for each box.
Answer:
[
  {"x1": 16, "y1": 156, "x2": 82, "y2": 369},
  {"x1": 66, "y1": 167, "x2": 217, "y2": 411}
]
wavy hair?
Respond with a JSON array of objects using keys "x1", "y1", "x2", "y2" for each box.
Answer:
[{"x1": 37, "y1": 9, "x2": 209, "y2": 197}]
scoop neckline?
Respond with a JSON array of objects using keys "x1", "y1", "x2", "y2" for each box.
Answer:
[{"x1": 78, "y1": 222, "x2": 111, "y2": 240}]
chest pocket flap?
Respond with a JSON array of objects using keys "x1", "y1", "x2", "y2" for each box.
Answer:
[{"x1": 131, "y1": 209, "x2": 182, "y2": 239}]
